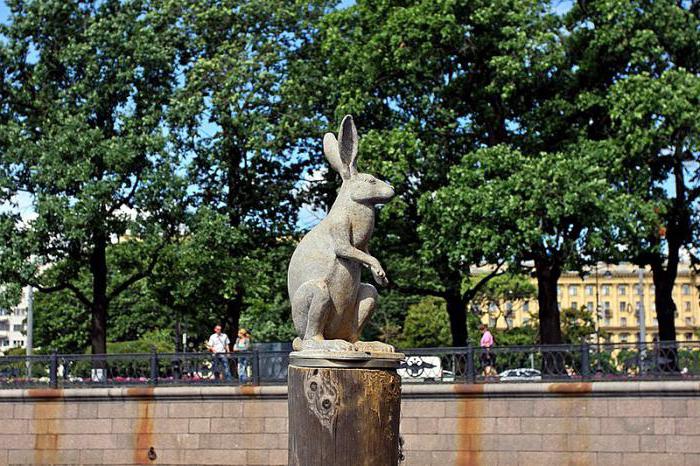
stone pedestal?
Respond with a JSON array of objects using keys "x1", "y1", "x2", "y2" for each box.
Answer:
[{"x1": 288, "y1": 353, "x2": 403, "y2": 466}]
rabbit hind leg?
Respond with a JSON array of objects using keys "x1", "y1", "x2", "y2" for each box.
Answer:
[{"x1": 291, "y1": 279, "x2": 354, "y2": 352}]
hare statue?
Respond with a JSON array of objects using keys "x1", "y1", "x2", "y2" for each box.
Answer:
[{"x1": 288, "y1": 115, "x2": 395, "y2": 353}]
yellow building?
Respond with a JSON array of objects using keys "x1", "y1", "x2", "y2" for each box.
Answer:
[{"x1": 484, "y1": 262, "x2": 699, "y2": 343}]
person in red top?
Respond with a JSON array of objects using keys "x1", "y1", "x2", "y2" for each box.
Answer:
[{"x1": 479, "y1": 324, "x2": 497, "y2": 376}]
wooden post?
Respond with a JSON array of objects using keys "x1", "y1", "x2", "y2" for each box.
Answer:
[{"x1": 288, "y1": 356, "x2": 403, "y2": 466}]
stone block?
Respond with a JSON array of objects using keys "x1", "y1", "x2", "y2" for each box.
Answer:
[
  {"x1": 222, "y1": 400, "x2": 244, "y2": 417},
  {"x1": 50, "y1": 418, "x2": 111, "y2": 434},
  {"x1": 654, "y1": 418, "x2": 675, "y2": 434},
  {"x1": 183, "y1": 449, "x2": 246, "y2": 465},
  {"x1": 520, "y1": 451, "x2": 597, "y2": 466},
  {"x1": 597, "y1": 452, "x2": 624, "y2": 465},
  {"x1": 265, "y1": 417, "x2": 288, "y2": 433},
  {"x1": 437, "y1": 417, "x2": 496, "y2": 434},
  {"x1": 0, "y1": 433, "x2": 34, "y2": 448},
  {"x1": 1, "y1": 419, "x2": 28, "y2": 433},
  {"x1": 539, "y1": 434, "x2": 567, "y2": 451},
  {"x1": 153, "y1": 433, "x2": 200, "y2": 449},
  {"x1": 666, "y1": 436, "x2": 700, "y2": 453},
  {"x1": 600, "y1": 417, "x2": 654, "y2": 434},
  {"x1": 76, "y1": 403, "x2": 98, "y2": 419},
  {"x1": 11, "y1": 448, "x2": 81, "y2": 465},
  {"x1": 189, "y1": 418, "x2": 211, "y2": 433},
  {"x1": 416, "y1": 417, "x2": 439, "y2": 434},
  {"x1": 622, "y1": 453, "x2": 686, "y2": 465},
  {"x1": 567, "y1": 434, "x2": 639, "y2": 452},
  {"x1": 401, "y1": 433, "x2": 461, "y2": 451},
  {"x1": 495, "y1": 417, "x2": 520, "y2": 434},
  {"x1": 243, "y1": 401, "x2": 288, "y2": 418},
  {"x1": 401, "y1": 401, "x2": 446, "y2": 418},
  {"x1": 268, "y1": 449, "x2": 288, "y2": 465},
  {"x1": 639, "y1": 434, "x2": 665, "y2": 452},
  {"x1": 239, "y1": 417, "x2": 266, "y2": 433},
  {"x1": 210, "y1": 417, "x2": 239, "y2": 433},
  {"x1": 56, "y1": 434, "x2": 118, "y2": 450},
  {"x1": 400, "y1": 417, "x2": 418, "y2": 434},
  {"x1": 79, "y1": 449, "x2": 104, "y2": 464},
  {"x1": 662, "y1": 399, "x2": 688, "y2": 417},
  {"x1": 675, "y1": 418, "x2": 700, "y2": 435},
  {"x1": 169, "y1": 401, "x2": 223, "y2": 418},
  {"x1": 608, "y1": 399, "x2": 662, "y2": 417},
  {"x1": 247, "y1": 449, "x2": 269, "y2": 465}
]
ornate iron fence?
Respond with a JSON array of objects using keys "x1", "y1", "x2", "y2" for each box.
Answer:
[{"x1": 0, "y1": 341, "x2": 697, "y2": 388}]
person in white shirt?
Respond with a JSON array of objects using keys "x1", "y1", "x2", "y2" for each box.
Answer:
[{"x1": 207, "y1": 324, "x2": 232, "y2": 381}]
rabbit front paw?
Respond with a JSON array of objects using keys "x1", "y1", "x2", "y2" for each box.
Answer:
[{"x1": 371, "y1": 263, "x2": 389, "y2": 287}]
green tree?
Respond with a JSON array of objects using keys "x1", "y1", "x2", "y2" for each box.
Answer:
[
  {"x1": 423, "y1": 145, "x2": 625, "y2": 344},
  {"x1": 164, "y1": 0, "x2": 331, "y2": 337},
  {"x1": 560, "y1": 0, "x2": 700, "y2": 343},
  {"x1": 0, "y1": 0, "x2": 187, "y2": 355},
  {"x1": 293, "y1": 0, "x2": 562, "y2": 345},
  {"x1": 398, "y1": 297, "x2": 452, "y2": 349},
  {"x1": 471, "y1": 274, "x2": 536, "y2": 330}
]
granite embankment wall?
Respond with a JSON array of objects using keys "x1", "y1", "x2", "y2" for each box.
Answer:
[{"x1": 0, "y1": 381, "x2": 698, "y2": 465}]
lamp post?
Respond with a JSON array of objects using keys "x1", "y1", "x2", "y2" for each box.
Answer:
[{"x1": 638, "y1": 267, "x2": 646, "y2": 344}]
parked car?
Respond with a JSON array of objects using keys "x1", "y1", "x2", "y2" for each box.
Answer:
[{"x1": 498, "y1": 368, "x2": 542, "y2": 381}]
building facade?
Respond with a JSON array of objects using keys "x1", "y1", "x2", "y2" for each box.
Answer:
[
  {"x1": 0, "y1": 286, "x2": 29, "y2": 353},
  {"x1": 484, "y1": 263, "x2": 699, "y2": 343}
]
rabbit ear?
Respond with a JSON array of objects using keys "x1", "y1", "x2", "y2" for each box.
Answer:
[
  {"x1": 323, "y1": 132, "x2": 350, "y2": 180},
  {"x1": 337, "y1": 115, "x2": 358, "y2": 177}
]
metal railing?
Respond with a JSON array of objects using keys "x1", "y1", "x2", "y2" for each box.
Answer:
[{"x1": 0, "y1": 341, "x2": 697, "y2": 388}]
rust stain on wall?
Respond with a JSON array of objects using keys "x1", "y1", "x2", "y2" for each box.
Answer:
[
  {"x1": 129, "y1": 386, "x2": 155, "y2": 464},
  {"x1": 547, "y1": 382, "x2": 592, "y2": 395},
  {"x1": 454, "y1": 385, "x2": 483, "y2": 466},
  {"x1": 32, "y1": 395, "x2": 63, "y2": 465}
]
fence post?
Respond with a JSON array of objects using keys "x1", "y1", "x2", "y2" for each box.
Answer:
[
  {"x1": 466, "y1": 345, "x2": 476, "y2": 384},
  {"x1": 150, "y1": 347, "x2": 159, "y2": 385},
  {"x1": 49, "y1": 350, "x2": 58, "y2": 389},
  {"x1": 580, "y1": 342, "x2": 590, "y2": 379},
  {"x1": 251, "y1": 349, "x2": 261, "y2": 386}
]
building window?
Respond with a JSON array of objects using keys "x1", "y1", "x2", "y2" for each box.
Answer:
[
  {"x1": 653, "y1": 318, "x2": 658, "y2": 326},
  {"x1": 571, "y1": 301, "x2": 578, "y2": 310},
  {"x1": 585, "y1": 285, "x2": 594, "y2": 296},
  {"x1": 603, "y1": 301, "x2": 611, "y2": 311},
  {"x1": 569, "y1": 285, "x2": 578, "y2": 296},
  {"x1": 682, "y1": 284, "x2": 690, "y2": 295},
  {"x1": 685, "y1": 317, "x2": 693, "y2": 326},
  {"x1": 621, "y1": 317, "x2": 627, "y2": 327},
  {"x1": 619, "y1": 301, "x2": 627, "y2": 313},
  {"x1": 0, "y1": 322, "x2": 9, "y2": 332},
  {"x1": 685, "y1": 301, "x2": 691, "y2": 311},
  {"x1": 618, "y1": 285, "x2": 627, "y2": 295},
  {"x1": 602, "y1": 285, "x2": 611, "y2": 296},
  {"x1": 0, "y1": 339, "x2": 7, "y2": 346},
  {"x1": 620, "y1": 333, "x2": 629, "y2": 343},
  {"x1": 685, "y1": 333, "x2": 694, "y2": 341},
  {"x1": 557, "y1": 302, "x2": 561, "y2": 311},
  {"x1": 12, "y1": 325, "x2": 22, "y2": 332},
  {"x1": 586, "y1": 302, "x2": 593, "y2": 311},
  {"x1": 557, "y1": 286, "x2": 562, "y2": 296},
  {"x1": 488, "y1": 317, "x2": 497, "y2": 328},
  {"x1": 523, "y1": 317, "x2": 530, "y2": 325},
  {"x1": 650, "y1": 285, "x2": 655, "y2": 294},
  {"x1": 634, "y1": 284, "x2": 643, "y2": 296},
  {"x1": 523, "y1": 301, "x2": 529, "y2": 312}
]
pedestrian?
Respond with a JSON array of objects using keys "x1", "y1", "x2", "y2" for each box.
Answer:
[
  {"x1": 479, "y1": 324, "x2": 496, "y2": 377},
  {"x1": 233, "y1": 328, "x2": 252, "y2": 384},
  {"x1": 206, "y1": 324, "x2": 232, "y2": 382}
]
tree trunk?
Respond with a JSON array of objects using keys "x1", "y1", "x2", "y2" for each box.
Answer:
[
  {"x1": 534, "y1": 259, "x2": 563, "y2": 345},
  {"x1": 650, "y1": 261, "x2": 679, "y2": 372},
  {"x1": 90, "y1": 232, "x2": 108, "y2": 356},
  {"x1": 224, "y1": 284, "x2": 244, "y2": 337},
  {"x1": 445, "y1": 293, "x2": 467, "y2": 347}
]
